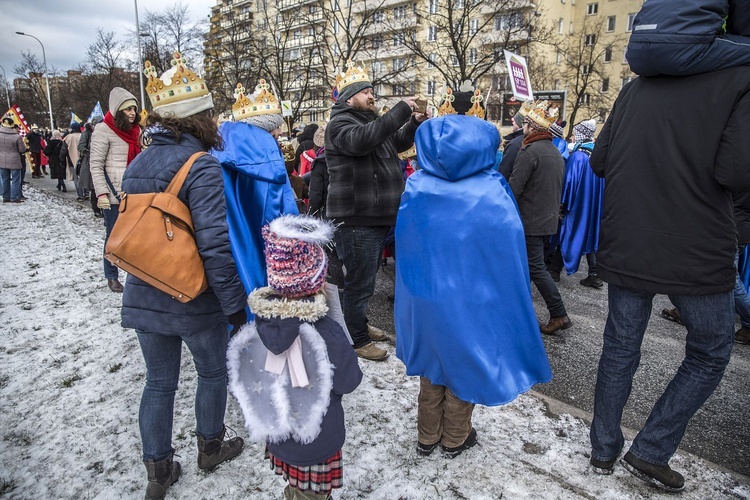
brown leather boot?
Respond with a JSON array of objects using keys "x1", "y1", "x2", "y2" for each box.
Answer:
[
  {"x1": 540, "y1": 315, "x2": 572, "y2": 335},
  {"x1": 108, "y1": 279, "x2": 124, "y2": 293},
  {"x1": 197, "y1": 426, "x2": 244, "y2": 472},
  {"x1": 143, "y1": 456, "x2": 181, "y2": 500}
]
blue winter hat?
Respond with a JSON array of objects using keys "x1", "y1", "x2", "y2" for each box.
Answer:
[{"x1": 70, "y1": 122, "x2": 81, "y2": 132}]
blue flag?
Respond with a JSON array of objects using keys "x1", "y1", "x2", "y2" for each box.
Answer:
[{"x1": 87, "y1": 102, "x2": 104, "y2": 123}]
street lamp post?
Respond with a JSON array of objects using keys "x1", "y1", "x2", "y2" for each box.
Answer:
[
  {"x1": 0, "y1": 64, "x2": 10, "y2": 109},
  {"x1": 15, "y1": 32, "x2": 54, "y2": 130},
  {"x1": 134, "y1": 0, "x2": 146, "y2": 110}
]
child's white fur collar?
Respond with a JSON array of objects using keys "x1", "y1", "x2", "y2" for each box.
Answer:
[{"x1": 248, "y1": 287, "x2": 328, "y2": 323}]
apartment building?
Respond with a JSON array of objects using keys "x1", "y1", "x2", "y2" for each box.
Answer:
[{"x1": 204, "y1": 0, "x2": 643, "y2": 127}]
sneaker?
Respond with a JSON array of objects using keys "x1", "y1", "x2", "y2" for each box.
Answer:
[
  {"x1": 660, "y1": 307, "x2": 684, "y2": 326},
  {"x1": 442, "y1": 428, "x2": 478, "y2": 458},
  {"x1": 590, "y1": 454, "x2": 619, "y2": 475},
  {"x1": 580, "y1": 275, "x2": 604, "y2": 289},
  {"x1": 368, "y1": 325, "x2": 388, "y2": 342},
  {"x1": 736, "y1": 327, "x2": 750, "y2": 345},
  {"x1": 416, "y1": 441, "x2": 439, "y2": 457},
  {"x1": 354, "y1": 342, "x2": 389, "y2": 361},
  {"x1": 621, "y1": 451, "x2": 685, "y2": 492}
]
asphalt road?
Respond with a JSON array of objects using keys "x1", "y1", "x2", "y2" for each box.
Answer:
[{"x1": 370, "y1": 259, "x2": 750, "y2": 478}]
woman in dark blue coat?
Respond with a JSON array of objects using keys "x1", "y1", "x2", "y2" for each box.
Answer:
[{"x1": 121, "y1": 53, "x2": 248, "y2": 500}]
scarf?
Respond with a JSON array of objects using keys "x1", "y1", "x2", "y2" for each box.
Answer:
[
  {"x1": 103, "y1": 111, "x2": 141, "y2": 165},
  {"x1": 522, "y1": 129, "x2": 554, "y2": 147}
]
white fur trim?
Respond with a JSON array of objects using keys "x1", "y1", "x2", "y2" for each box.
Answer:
[
  {"x1": 267, "y1": 214, "x2": 335, "y2": 245},
  {"x1": 153, "y1": 93, "x2": 214, "y2": 119},
  {"x1": 248, "y1": 287, "x2": 328, "y2": 322}
]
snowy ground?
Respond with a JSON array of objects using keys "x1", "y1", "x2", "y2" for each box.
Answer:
[{"x1": 1, "y1": 186, "x2": 748, "y2": 499}]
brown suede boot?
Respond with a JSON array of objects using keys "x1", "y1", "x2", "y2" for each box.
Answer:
[
  {"x1": 143, "y1": 456, "x2": 181, "y2": 500},
  {"x1": 197, "y1": 426, "x2": 244, "y2": 472}
]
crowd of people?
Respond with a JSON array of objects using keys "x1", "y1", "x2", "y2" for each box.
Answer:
[{"x1": 2, "y1": 2, "x2": 749, "y2": 497}]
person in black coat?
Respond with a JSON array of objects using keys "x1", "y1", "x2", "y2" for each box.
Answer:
[
  {"x1": 293, "y1": 123, "x2": 318, "y2": 172},
  {"x1": 43, "y1": 130, "x2": 65, "y2": 191},
  {"x1": 588, "y1": 66, "x2": 750, "y2": 490},
  {"x1": 498, "y1": 111, "x2": 525, "y2": 180}
]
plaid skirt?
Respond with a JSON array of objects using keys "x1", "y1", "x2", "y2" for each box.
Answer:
[{"x1": 266, "y1": 448, "x2": 343, "y2": 494}]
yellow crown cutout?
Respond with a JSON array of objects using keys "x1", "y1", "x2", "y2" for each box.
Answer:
[
  {"x1": 233, "y1": 79, "x2": 281, "y2": 121},
  {"x1": 334, "y1": 60, "x2": 371, "y2": 92},
  {"x1": 526, "y1": 100, "x2": 560, "y2": 129},
  {"x1": 467, "y1": 89, "x2": 485, "y2": 119},
  {"x1": 438, "y1": 88, "x2": 457, "y2": 116},
  {"x1": 144, "y1": 52, "x2": 209, "y2": 108},
  {"x1": 517, "y1": 100, "x2": 535, "y2": 118}
]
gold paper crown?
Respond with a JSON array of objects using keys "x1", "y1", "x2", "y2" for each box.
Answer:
[
  {"x1": 467, "y1": 89, "x2": 485, "y2": 119},
  {"x1": 232, "y1": 79, "x2": 281, "y2": 121},
  {"x1": 526, "y1": 100, "x2": 560, "y2": 129},
  {"x1": 144, "y1": 52, "x2": 209, "y2": 108},
  {"x1": 438, "y1": 88, "x2": 457, "y2": 116},
  {"x1": 517, "y1": 100, "x2": 534, "y2": 118},
  {"x1": 334, "y1": 60, "x2": 371, "y2": 92}
]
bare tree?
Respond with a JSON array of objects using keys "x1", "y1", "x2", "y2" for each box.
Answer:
[
  {"x1": 552, "y1": 17, "x2": 625, "y2": 137},
  {"x1": 13, "y1": 51, "x2": 57, "y2": 127},
  {"x1": 136, "y1": 2, "x2": 206, "y2": 75}
]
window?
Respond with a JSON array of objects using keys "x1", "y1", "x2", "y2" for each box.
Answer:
[
  {"x1": 606, "y1": 15, "x2": 616, "y2": 32},
  {"x1": 334, "y1": 19, "x2": 339, "y2": 34},
  {"x1": 293, "y1": 29, "x2": 302, "y2": 39},
  {"x1": 581, "y1": 93, "x2": 591, "y2": 104},
  {"x1": 496, "y1": 13, "x2": 522, "y2": 30},
  {"x1": 429, "y1": 53, "x2": 438, "y2": 65},
  {"x1": 370, "y1": 61, "x2": 384, "y2": 75},
  {"x1": 601, "y1": 78, "x2": 609, "y2": 92},
  {"x1": 371, "y1": 36, "x2": 383, "y2": 49},
  {"x1": 585, "y1": 34, "x2": 596, "y2": 46},
  {"x1": 394, "y1": 6, "x2": 407, "y2": 19},
  {"x1": 393, "y1": 84, "x2": 407, "y2": 95},
  {"x1": 393, "y1": 32, "x2": 406, "y2": 46},
  {"x1": 604, "y1": 47, "x2": 612, "y2": 63},
  {"x1": 556, "y1": 49, "x2": 562, "y2": 65},
  {"x1": 469, "y1": 48, "x2": 477, "y2": 64},
  {"x1": 451, "y1": 55, "x2": 459, "y2": 66},
  {"x1": 627, "y1": 13, "x2": 636, "y2": 32},
  {"x1": 427, "y1": 80, "x2": 436, "y2": 95},
  {"x1": 455, "y1": 0, "x2": 464, "y2": 8},
  {"x1": 623, "y1": 47, "x2": 629, "y2": 64},
  {"x1": 469, "y1": 19, "x2": 478, "y2": 35},
  {"x1": 429, "y1": 0, "x2": 438, "y2": 14},
  {"x1": 309, "y1": 4, "x2": 317, "y2": 13},
  {"x1": 554, "y1": 79, "x2": 560, "y2": 89},
  {"x1": 582, "y1": 64, "x2": 591, "y2": 75},
  {"x1": 558, "y1": 18, "x2": 564, "y2": 34},
  {"x1": 428, "y1": 25, "x2": 437, "y2": 41},
  {"x1": 333, "y1": 0, "x2": 339, "y2": 9},
  {"x1": 586, "y1": 3, "x2": 598, "y2": 15},
  {"x1": 621, "y1": 76, "x2": 635, "y2": 88},
  {"x1": 393, "y1": 58, "x2": 406, "y2": 71},
  {"x1": 373, "y1": 10, "x2": 385, "y2": 22}
]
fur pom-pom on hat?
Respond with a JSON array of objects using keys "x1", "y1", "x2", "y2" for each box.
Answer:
[{"x1": 263, "y1": 215, "x2": 335, "y2": 299}]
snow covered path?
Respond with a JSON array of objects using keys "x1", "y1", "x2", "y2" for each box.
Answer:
[{"x1": 1, "y1": 187, "x2": 748, "y2": 499}]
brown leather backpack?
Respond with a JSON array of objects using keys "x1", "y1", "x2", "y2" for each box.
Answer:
[{"x1": 105, "y1": 152, "x2": 208, "y2": 302}]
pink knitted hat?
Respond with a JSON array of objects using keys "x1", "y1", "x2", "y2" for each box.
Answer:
[{"x1": 262, "y1": 215, "x2": 335, "y2": 298}]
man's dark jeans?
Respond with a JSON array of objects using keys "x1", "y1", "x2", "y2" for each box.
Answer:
[
  {"x1": 334, "y1": 225, "x2": 389, "y2": 348},
  {"x1": 526, "y1": 235, "x2": 566, "y2": 317},
  {"x1": 590, "y1": 284, "x2": 734, "y2": 466}
]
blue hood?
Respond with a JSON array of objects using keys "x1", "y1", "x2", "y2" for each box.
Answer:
[
  {"x1": 415, "y1": 115, "x2": 500, "y2": 182},
  {"x1": 214, "y1": 121, "x2": 287, "y2": 184}
]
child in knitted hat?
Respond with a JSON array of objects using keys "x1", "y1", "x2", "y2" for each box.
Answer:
[{"x1": 227, "y1": 214, "x2": 362, "y2": 500}]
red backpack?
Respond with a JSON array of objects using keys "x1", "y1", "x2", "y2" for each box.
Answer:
[{"x1": 298, "y1": 148, "x2": 317, "y2": 176}]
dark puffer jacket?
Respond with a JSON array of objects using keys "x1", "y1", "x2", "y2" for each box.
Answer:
[
  {"x1": 120, "y1": 132, "x2": 247, "y2": 334},
  {"x1": 590, "y1": 66, "x2": 750, "y2": 295},
  {"x1": 324, "y1": 101, "x2": 417, "y2": 226}
]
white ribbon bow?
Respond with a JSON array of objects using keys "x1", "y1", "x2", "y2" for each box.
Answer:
[{"x1": 264, "y1": 336, "x2": 310, "y2": 388}]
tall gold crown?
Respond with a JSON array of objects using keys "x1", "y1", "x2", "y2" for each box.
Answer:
[
  {"x1": 438, "y1": 88, "x2": 457, "y2": 116},
  {"x1": 144, "y1": 52, "x2": 209, "y2": 108},
  {"x1": 232, "y1": 79, "x2": 281, "y2": 121},
  {"x1": 526, "y1": 100, "x2": 560, "y2": 129},
  {"x1": 517, "y1": 100, "x2": 535, "y2": 118},
  {"x1": 334, "y1": 60, "x2": 371, "y2": 92},
  {"x1": 467, "y1": 89, "x2": 485, "y2": 119}
]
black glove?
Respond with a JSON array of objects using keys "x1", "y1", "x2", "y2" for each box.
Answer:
[{"x1": 228, "y1": 309, "x2": 247, "y2": 337}]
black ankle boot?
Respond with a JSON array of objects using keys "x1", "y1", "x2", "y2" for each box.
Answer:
[
  {"x1": 143, "y1": 456, "x2": 181, "y2": 500},
  {"x1": 197, "y1": 426, "x2": 244, "y2": 472}
]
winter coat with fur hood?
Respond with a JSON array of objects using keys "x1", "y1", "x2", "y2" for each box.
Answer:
[{"x1": 89, "y1": 87, "x2": 139, "y2": 205}]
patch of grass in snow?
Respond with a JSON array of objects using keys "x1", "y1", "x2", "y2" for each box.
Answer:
[
  {"x1": 4, "y1": 431, "x2": 32, "y2": 447},
  {"x1": 60, "y1": 372, "x2": 83, "y2": 388},
  {"x1": 108, "y1": 363, "x2": 123, "y2": 373},
  {"x1": 1, "y1": 476, "x2": 17, "y2": 495},
  {"x1": 0, "y1": 374, "x2": 8, "y2": 389}
]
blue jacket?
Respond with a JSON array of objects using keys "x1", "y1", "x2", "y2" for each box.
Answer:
[{"x1": 120, "y1": 132, "x2": 247, "y2": 334}]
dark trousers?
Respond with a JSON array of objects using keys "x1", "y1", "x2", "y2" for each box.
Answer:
[
  {"x1": 526, "y1": 235, "x2": 566, "y2": 318},
  {"x1": 102, "y1": 207, "x2": 120, "y2": 280}
]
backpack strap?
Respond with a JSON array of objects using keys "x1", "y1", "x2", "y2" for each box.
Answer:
[{"x1": 165, "y1": 152, "x2": 207, "y2": 195}]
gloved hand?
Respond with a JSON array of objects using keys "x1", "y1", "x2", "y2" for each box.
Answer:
[
  {"x1": 97, "y1": 195, "x2": 111, "y2": 210},
  {"x1": 228, "y1": 309, "x2": 247, "y2": 337}
]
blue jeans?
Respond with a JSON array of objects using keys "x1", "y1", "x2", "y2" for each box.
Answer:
[
  {"x1": 734, "y1": 246, "x2": 750, "y2": 329},
  {"x1": 102, "y1": 207, "x2": 119, "y2": 280},
  {"x1": 590, "y1": 284, "x2": 734, "y2": 466},
  {"x1": 526, "y1": 235, "x2": 566, "y2": 317},
  {"x1": 333, "y1": 225, "x2": 389, "y2": 348},
  {"x1": 137, "y1": 322, "x2": 230, "y2": 461},
  {"x1": 0, "y1": 168, "x2": 22, "y2": 201}
]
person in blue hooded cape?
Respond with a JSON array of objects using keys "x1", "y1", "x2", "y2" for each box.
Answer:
[
  {"x1": 557, "y1": 119, "x2": 604, "y2": 287},
  {"x1": 395, "y1": 113, "x2": 552, "y2": 457},
  {"x1": 212, "y1": 82, "x2": 299, "y2": 312}
]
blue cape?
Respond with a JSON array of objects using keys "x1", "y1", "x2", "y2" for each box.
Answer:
[
  {"x1": 558, "y1": 143, "x2": 604, "y2": 274},
  {"x1": 395, "y1": 116, "x2": 552, "y2": 406},
  {"x1": 213, "y1": 122, "x2": 299, "y2": 312}
]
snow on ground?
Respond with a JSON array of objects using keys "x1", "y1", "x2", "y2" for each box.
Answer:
[{"x1": 1, "y1": 186, "x2": 748, "y2": 499}]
